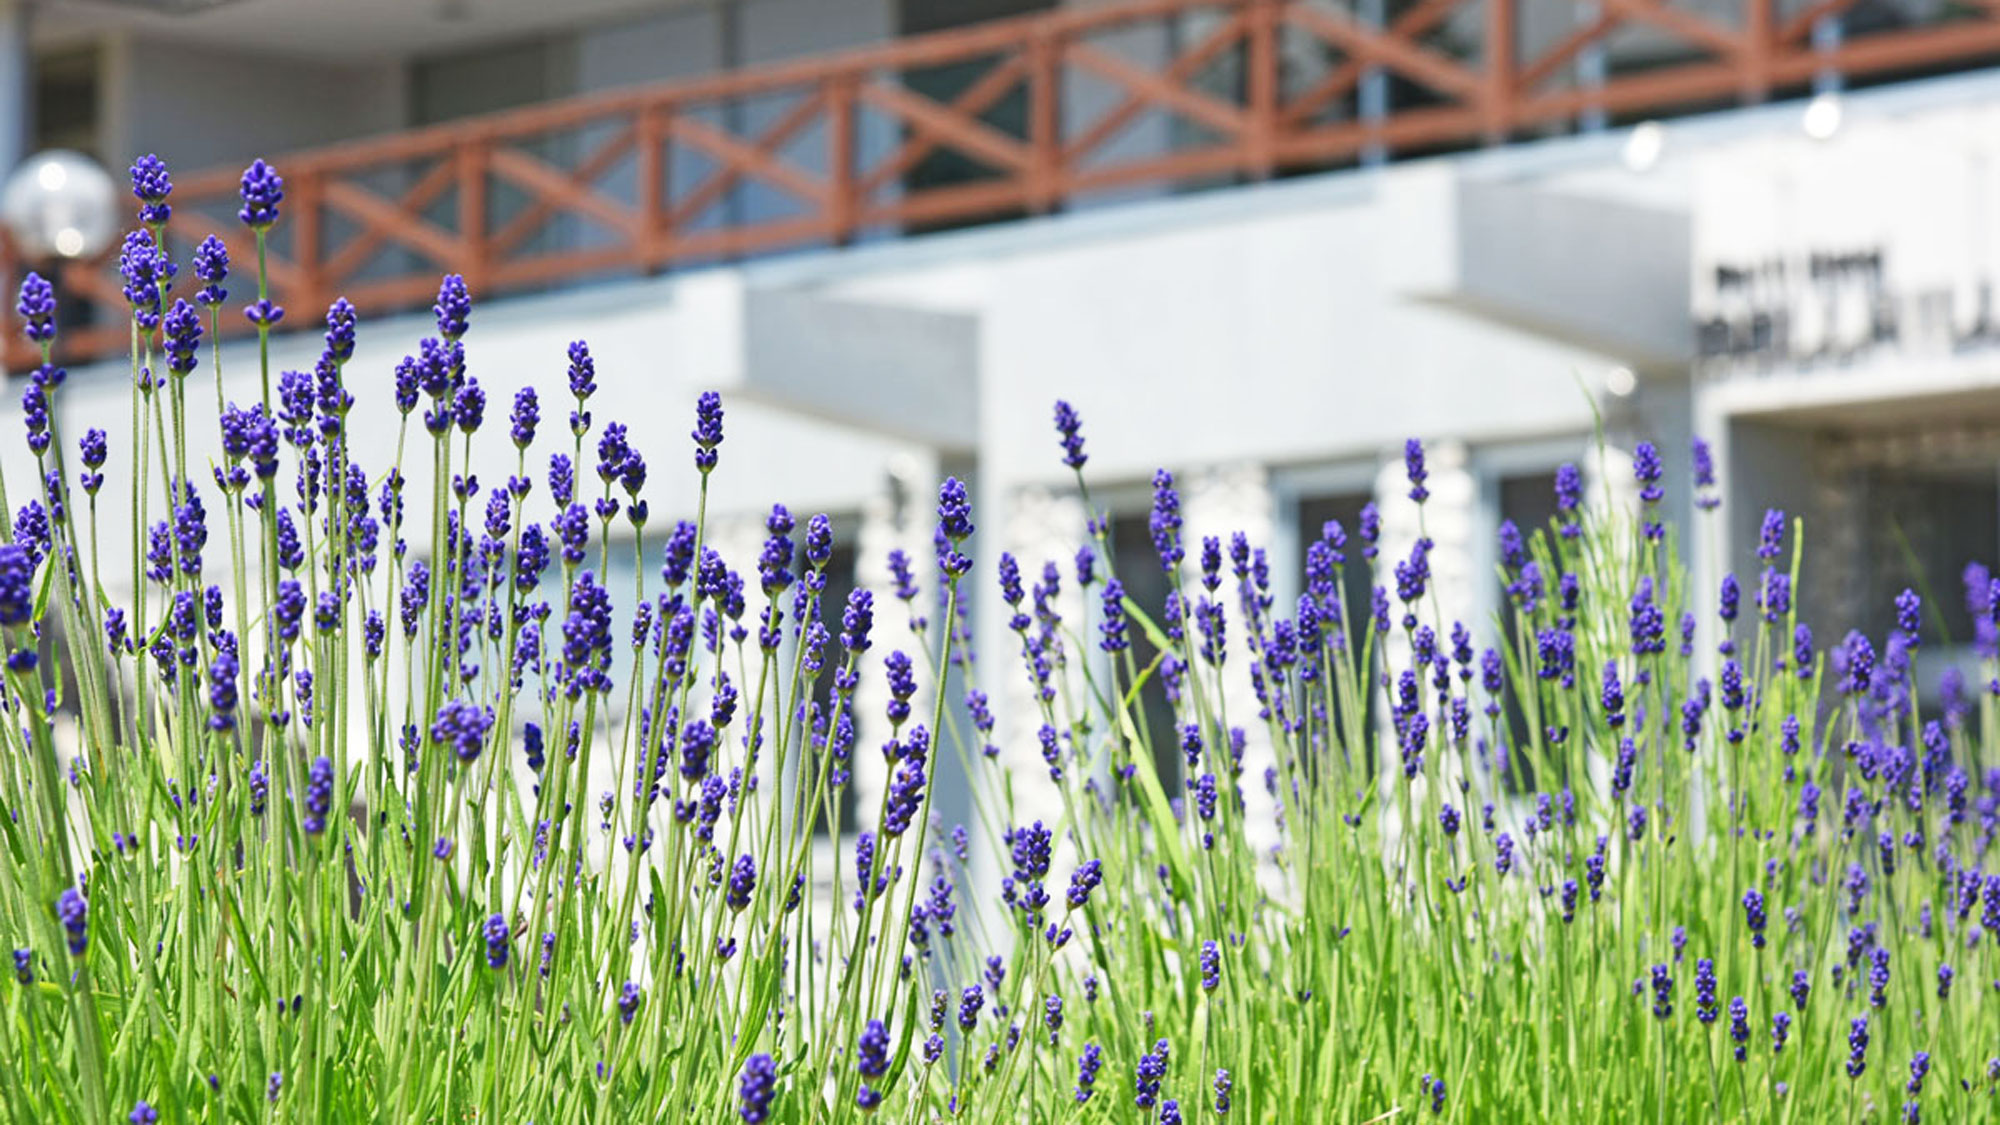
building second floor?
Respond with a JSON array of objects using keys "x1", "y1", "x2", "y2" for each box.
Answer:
[{"x1": 10, "y1": 0, "x2": 2000, "y2": 364}]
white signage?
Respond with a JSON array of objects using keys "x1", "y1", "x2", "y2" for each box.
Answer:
[{"x1": 1691, "y1": 103, "x2": 2000, "y2": 367}]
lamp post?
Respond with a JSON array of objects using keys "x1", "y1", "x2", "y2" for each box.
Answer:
[{"x1": 0, "y1": 149, "x2": 120, "y2": 262}]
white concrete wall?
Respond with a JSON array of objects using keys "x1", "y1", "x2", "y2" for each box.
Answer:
[{"x1": 813, "y1": 167, "x2": 1617, "y2": 496}]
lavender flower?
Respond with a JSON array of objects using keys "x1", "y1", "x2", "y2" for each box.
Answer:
[
  {"x1": 431, "y1": 699, "x2": 494, "y2": 763},
  {"x1": 239, "y1": 160, "x2": 284, "y2": 228},
  {"x1": 303, "y1": 756, "x2": 333, "y2": 835},
  {"x1": 1076, "y1": 1044, "x2": 1103, "y2": 1103},
  {"x1": 1053, "y1": 400, "x2": 1087, "y2": 469},
  {"x1": 1743, "y1": 888, "x2": 1766, "y2": 948},
  {"x1": 1690, "y1": 436, "x2": 1718, "y2": 508},
  {"x1": 726, "y1": 854, "x2": 756, "y2": 912},
  {"x1": 484, "y1": 913, "x2": 509, "y2": 969},
  {"x1": 937, "y1": 477, "x2": 974, "y2": 573},
  {"x1": 1149, "y1": 469, "x2": 1182, "y2": 571},
  {"x1": 959, "y1": 984, "x2": 984, "y2": 1032},
  {"x1": 16, "y1": 272, "x2": 54, "y2": 343},
  {"x1": 1067, "y1": 859, "x2": 1104, "y2": 908},
  {"x1": 1758, "y1": 509, "x2": 1786, "y2": 561},
  {"x1": 434, "y1": 275, "x2": 471, "y2": 340},
  {"x1": 1100, "y1": 579, "x2": 1130, "y2": 653},
  {"x1": 856, "y1": 1017, "x2": 889, "y2": 1108},
  {"x1": 1135, "y1": 1040, "x2": 1170, "y2": 1108},
  {"x1": 1694, "y1": 958, "x2": 1718, "y2": 1023},
  {"x1": 118, "y1": 231, "x2": 170, "y2": 329},
  {"x1": 207, "y1": 640, "x2": 239, "y2": 731},
  {"x1": 193, "y1": 236, "x2": 229, "y2": 306},
  {"x1": 159, "y1": 302, "x2": 202, "y2": 382},
  {"x1": 129, "y1": 154, "x2": 172, "y2": 224},
  {"x1": 739, "y1": 1054, "x2": 777, "y2": 1122},
  {"x1": 56, "y1": 888, "x2": 86, "y2": 955},
  {"x1": 692, "y1": 391, "x2": 724, "y2": 472}
]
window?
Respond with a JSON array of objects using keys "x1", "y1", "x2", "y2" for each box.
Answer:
[
  {"x1": 1107, "y1": 511, "x2": 1184, "y2": 793},
  {"x1": 1853, "y1": 464, "x2": 1998, "y2": 647},
  {"x1": 1294, "y1": 491, "x2": 1377, "y2": 775},
  {"x1": 34, "y1": 47, "x2": 100, "y2": 158},
  {"x1": 1494, "y1": 470, "x2": 1561, "y2": 792},
  {"x1": 808, "y1": 534, "x2": 863, "y2": 837},
  {"x1": 894, "y1": 0, "x2": 1056, "y2": 232},
  {"x1": 410, "y1": 37, "x2": 579, "y2": 258}
]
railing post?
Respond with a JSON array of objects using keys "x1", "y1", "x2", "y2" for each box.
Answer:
[
  {"x1": 457, "y1": 137, "x2": 490, "y2": 292},
  {"x1": 292, "y1": 169, "x2": 325, "y2": 318},
  {"x1": 1811, "y1": 8, "x2": 1843, "y2": 96},
  {"x1": 1026, "y1": 25, "x2": 1061, "y2": 215},
  {"x1": 1742, "y1": 0, "x2": 1773, "y2": 104},
  {"x1": 1576, "y1": 0, "x2": 1608, "y2": 134},
  {"x1": 637, "y1": 99, "x2": 670, "y2": 271},
  {"x1": 1485, "y1": 0, "x2": 1516, "y2": 144},
  {"x1": 1246, "y1": 0, "x2": 1280, "y2": 179},
  {"x1": 827, "y1": 73, "x2": 859, "y2": 247},
  {"x1": 1358, "y1": 0, "x2": 1389, "y2": 164}
]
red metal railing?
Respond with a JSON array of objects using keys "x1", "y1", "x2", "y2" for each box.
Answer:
[{"x1": 11, "y1": 0, "x2": 2000, "y2": 367}]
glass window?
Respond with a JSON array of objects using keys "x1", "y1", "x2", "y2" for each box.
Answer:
[
  {"x1": 1854, "y1": 464, "x2": 1998, "y2": 647},
  {"x1": 34, "y1": 47, "x2": 100, "y2": 159},
  {"x1": 1107, "y1": 511, "x2": 1184, "y2": 793},
  {"x1": 893, "y1": 0, "x2": 1055, "y2": 233},
  {"x1": 1294, "y1": 490, "x2": 1376, "y2": 776},
  {"x1": 808, "y1": 535, "x2": 862, "y2": 837},
  {"x1": 1495, "y1": 470, "x2": 1560, "y2": 793}
]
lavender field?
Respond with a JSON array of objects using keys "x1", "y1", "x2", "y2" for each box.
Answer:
[{"x1": 2, "y1": 155, "x2": 1996, "y2": 1123}]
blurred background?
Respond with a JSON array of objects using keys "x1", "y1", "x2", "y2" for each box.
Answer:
[{"x1": 0, "y1": 0, "x2": 1994, "y2": 815}]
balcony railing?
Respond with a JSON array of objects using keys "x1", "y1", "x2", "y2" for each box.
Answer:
[{"x1": 12, "y1": 0, "x2": 2000, "y2": 367}]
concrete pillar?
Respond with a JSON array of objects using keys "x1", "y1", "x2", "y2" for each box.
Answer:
[
  {"x1": 1180, "y1": 461, "x2": 1281, "y2": 867},
  {"x1": 1359, "y1": 0, "x2": 1388, "y2": 167},
  {"x1": 1374, "y1": 439, "x2": 1480, "y2": 640},
  {"x1": 0, "y1": 1, "x2": 29, "y2": 182},
  {"x1": 994, "y1": 482, "x2": 1086, "y2": 827},
  {"x1": 851, "y1": 481, "x2": 932, "y2": 832},
  {"x1": 1371, "y1": 441, "x2": 1478, "y2": 823},
  {"x1": 1811, "y1": 16, "x2": 1844, "y2": 96},
  {"x1": 703, "y1": 509, "x2": 770, "y2": 841},
  {"x1": 1583, "y1": 443, "x2": 1639, "y2": 527},
  {"x1": 1575, "y1": 0, "x2": 1607, "y2": 134}
]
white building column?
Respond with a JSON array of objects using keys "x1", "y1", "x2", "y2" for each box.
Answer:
[
  {"x1": 704, "y1": 509, "x2": 770, "y2": 837},
  {"x1": 1180, "y1": 462, "x2": 1283, "y2": 866},
  {"x1": 1371, "y1": 440, "x2": 1478, "y2": 810},
  {"x1": 852, "y1": 481, "x2": 933, "y2": 827},
  {"x1": 994, "y1": 483, "x2": 1087, "y2": 826},
  {"x1": 1584, "y1": 444, "x2": 1639, "y2": 526},
  {"x1": 1373, "y1": 441, "x2": 1480, "y2": 642},
  {"x1": 0, "y1": 2, "x2": 27, "y2": 184}
]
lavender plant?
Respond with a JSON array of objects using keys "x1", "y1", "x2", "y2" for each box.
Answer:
[{"x1": 1, "y1": 155, "x2": 1997, "y2": 1123}]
